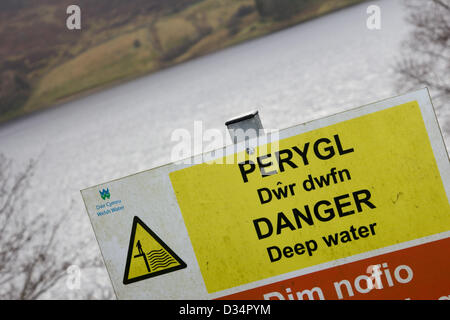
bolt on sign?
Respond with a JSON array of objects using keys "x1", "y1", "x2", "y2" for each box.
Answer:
[{"x1": 81, "y1": 89, "x2": 450, "y2": 300}]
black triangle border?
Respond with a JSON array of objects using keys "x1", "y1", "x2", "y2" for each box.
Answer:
[{"x1": 123, "y1": 216, "x2": 187, "y2": 285}]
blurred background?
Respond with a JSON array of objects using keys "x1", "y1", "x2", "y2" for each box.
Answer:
[{"x1": 0, "y1": 0, "x2": 448, "y2": 299}]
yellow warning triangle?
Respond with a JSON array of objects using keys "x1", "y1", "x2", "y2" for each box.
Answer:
[{"x1": 123, "y1": 216, "x2": 186, "y2": 285}]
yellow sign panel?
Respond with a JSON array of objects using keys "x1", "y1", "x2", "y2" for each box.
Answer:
[
  {"x1": 170, "y1": 101, "x2": 450, "y2": 293},
  {"x1": 123, "y1": 216, "x2": 187, "y2": 284}
]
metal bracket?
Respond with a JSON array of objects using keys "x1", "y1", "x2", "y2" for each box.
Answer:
[{"x1": 225, "y1": 110, "x2": 264, "y2": 144}]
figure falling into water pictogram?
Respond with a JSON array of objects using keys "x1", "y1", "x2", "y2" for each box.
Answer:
[
  {"x1": 133, "y1": 240, "x2": 151, "y2": 272},
  {"x1": 123, "y1": 216, "x2": 186, "y2": 285}
]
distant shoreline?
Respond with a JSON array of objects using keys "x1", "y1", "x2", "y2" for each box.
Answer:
[{"x1": 0, "y1": 0, "x2": 367, "y2": 126}]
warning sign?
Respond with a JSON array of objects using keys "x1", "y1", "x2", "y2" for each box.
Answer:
[
  {"x1": 123, "y1": 216, "x2": 187, "y2": 285},
  {"x1": 169, "y1": 100, "x2": 450, "y2": 293},
  {"x1": 80, "y1": 89, "x2": 450, "y2": 299}
]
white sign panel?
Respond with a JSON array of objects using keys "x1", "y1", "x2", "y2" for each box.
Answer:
[{"x1": 81, "y1": 89, "x2": 450, "y2": 300}]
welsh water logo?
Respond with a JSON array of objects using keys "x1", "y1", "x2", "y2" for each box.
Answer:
[
  {"x1": 96, "y1": 188, "x2": 124, "y2": 216},
  {"x1": 99, "y1": 188, "x2": 110, "y2": 200}
]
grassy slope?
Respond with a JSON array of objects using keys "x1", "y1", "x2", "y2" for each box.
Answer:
[{"x1": 1, "y1": 0, "x2": 366, "y2": 123}]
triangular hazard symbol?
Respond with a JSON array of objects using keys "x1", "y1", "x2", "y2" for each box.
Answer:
[{"x1": 123, "y1": 216, "x2": 186, "y2": 285}]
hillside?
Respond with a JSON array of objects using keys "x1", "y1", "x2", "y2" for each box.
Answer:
[{"x1": 0, "y1": 0, "x2": 366, "y2": 123}]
